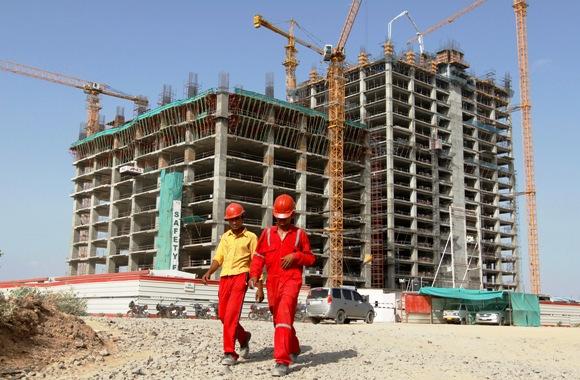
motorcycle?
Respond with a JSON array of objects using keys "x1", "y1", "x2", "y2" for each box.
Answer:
[
  {"x1": 208, "y1": 302, "x2": 219, "y2": 319},
  {"x1": 294, "y1": 303, "x2": 307, "y2": 322},
  {"x1": 156, "y1": 302, "x2": 186, "y2": 318},
  {"x1": 127, "y1": 300, "x2": 149, "y2": 318},
  {"x1": 170, "y1": 304, "x2": 187, "y2": 318},
  {"x1": 248, "y1": 303, "x2": 272, "y2": 321},
  {"x1": 193, "y1": 303, "x2": 211, "y2": 319}
]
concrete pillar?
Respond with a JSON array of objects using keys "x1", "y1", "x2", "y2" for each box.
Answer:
[
  {"x1": 431, "y1": 128, "x2": 442, "y2": 273},
  {"x1": 448, "y1": 83, "x2": 469, "y2": 288},
  {"x1": 359, "y1": 66, "x2": 367, "y2": 123},
  {"x1": 263, "y1": 108, "x2": 275, "y2": 227},
  {"x1": 68, "y1": 189, "x2": 79, "y2": 276},
  {"x1": 105, "y1": 145, "x2": 120, "y2": 273},
  {"x1": 210, "y1": 92, "x2": 229, "y2": 275},
  {"x1": 184, "y1": 147, "x2": 195, "y2": 164},
  {"x1": 295, "y1": 116, "x2": 308, "y2": 229},
  {"x1": 361, "y1": 131, "x2": 372, "y2": 288},
  {"x1": 310, "y1": 83, "x2": 317, "y2": 109},
  {"x1": 158, "y1": 153, "x2": 169, "y2": 169},
  {"x1": 127, "y1": 151, "x2": 139, "y2": 271},
  {"x1": 385, "y1": 60, "x2": 396, "y2": 289},
  {"x1": 408, "y1": 67, "x2": 418, "y2": 277}
]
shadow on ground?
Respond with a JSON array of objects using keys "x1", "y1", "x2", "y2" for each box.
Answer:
[
  {"x1": 291, "y1": 348, "x2": 358, "y2": 371},
  {"x1": 245, "y1": 345, "x2": 313, "y2": 364}
]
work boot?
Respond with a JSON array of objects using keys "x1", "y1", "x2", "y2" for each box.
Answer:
[
  {"x1": 221, "y1": 354, "x2": 237, "y2": 366},
  {"x1": 271, "y1": 363, "x2": 289, "y2": 377},
  {"x1": 290, "y1": 346, "x2": 302, "y2": 363},
  {"x1": 239, "y1": 332, "x2": 252, "y2": 359}
]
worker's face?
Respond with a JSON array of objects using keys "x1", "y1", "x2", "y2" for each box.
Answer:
[
  {"x1": 276, "y1": 217, "x2": 292, "y2": 230},
  {"x1": 228, "y1": 216, "x2": 244, "y2": 232}
]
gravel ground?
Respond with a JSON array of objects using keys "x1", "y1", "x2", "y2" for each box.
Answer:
[{"x1": 27, "y1": 317, "x2": 580, "y2": 380}]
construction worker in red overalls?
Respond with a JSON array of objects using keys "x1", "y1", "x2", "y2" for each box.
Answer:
[
  {"x1": 202, "y1": 202, "x2": 264, "y2": 366},
  {"x1": 249, "y1": 194, "x2": 315, "y2": 377}
]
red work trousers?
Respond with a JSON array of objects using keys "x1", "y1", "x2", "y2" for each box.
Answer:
[
  {"x1": 267, "y1": 275, "x2": 301, "y2": 365},
  {"x1": 218, "y1": 273, "x2": 250, "y2": 359}
]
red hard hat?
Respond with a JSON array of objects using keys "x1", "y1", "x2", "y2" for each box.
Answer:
[
  {"x1": 273, "y1": 194, "x2": 295, "y2": 219},
  {"x1": 224, "y1": 203, "x2": 245, "y2": 220}
]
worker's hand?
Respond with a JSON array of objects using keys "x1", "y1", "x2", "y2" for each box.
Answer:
[
  {"x1": 255, "y1": 286, "x2": 264, "y2": 303},
  {"x1": 281, "y1": 253, "x2": 294, "y2": 269},
  {"x1": 248, "y1": 277, "x2": 258, "y2": 289},
  {"x1": 201, "y1": 271, "x2": 211, "y2": 285}
]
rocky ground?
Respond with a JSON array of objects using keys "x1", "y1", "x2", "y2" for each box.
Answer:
[{"x1": 3, "y1": 317, "x2": 580, "y2": 380}]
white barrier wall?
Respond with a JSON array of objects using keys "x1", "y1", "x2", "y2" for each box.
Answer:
[
  {"x1": 0, "y1": 270, "x2": 309, "y2": 318},
  {"x1": 540, "y1": 302, "x2": 580, "y2": 327},
  {"x1": 357, "y1": 289, "x2": 398, "y2": 323}
]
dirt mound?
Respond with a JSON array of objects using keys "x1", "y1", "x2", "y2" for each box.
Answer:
[{"x1": 0, "y1": 295, "x2": 104, "y2": 377}]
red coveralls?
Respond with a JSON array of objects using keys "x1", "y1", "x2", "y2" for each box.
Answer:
[{"x1": 250, "y1": 225, "x2": 316, "y2": 365}]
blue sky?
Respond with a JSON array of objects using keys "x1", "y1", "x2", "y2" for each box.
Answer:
[{"x1": 0, "y1": 1, "x2": 578, "y2": 297}]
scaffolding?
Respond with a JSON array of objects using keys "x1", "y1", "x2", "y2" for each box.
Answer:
[{"x1": 432, "y1": 205, "x2": 483, "y2": 289}]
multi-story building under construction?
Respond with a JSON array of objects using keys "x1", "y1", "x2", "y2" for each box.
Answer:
[
  {"x1": 69, "y1": 45, "x2": 519, "y2": 291},
  {"x1": 68, "y1": 86, "x2": 370, "y2": 288},
  {"x1": 293, "y1": 46, "x2": 519, "y2": 291}
]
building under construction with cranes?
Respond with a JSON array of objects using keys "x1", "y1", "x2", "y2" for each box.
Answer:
[
  {"x1": 68, "y1": 46, "x2": 520, "y2": 292},
  {"x1": 66, "y1": 0, "x2": 520, "y2": 291},
  {"x1": 293, "y1": 43, "x2": 519, "y2": 291},
  {"x1": 68, "y1": 76, "x2": 371, "y2": 288}
]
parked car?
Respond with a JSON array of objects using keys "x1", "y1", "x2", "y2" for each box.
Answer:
[
  {"x1": 443, "y1": 304, "x2": 476, "y2": 324},
  {"x1": 476, "y1": 305, "x2": 509, "y2": 325},
  {"x1": 305, "y1": 287, "x2": 375, "y2": 324}
]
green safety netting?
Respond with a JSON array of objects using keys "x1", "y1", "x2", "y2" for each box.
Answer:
[
  {"x1": 181, "y1": 215, "x2": 206, "y2": 224},
  {"x1": 71, "y1": 89, "x2": 216, "y2": 147},
  {"x1": 154, "y1": 170, "x2": 184, "y2": 270},
  {"x1": 419, "y1": 287, "x2": 505, "y2": 301},
  {"x1": 72, "y1": 87, "x2": 368, "y2": 149},
  {"x1": 510, "y1": 292, "x2": 541, "y2": 327}
]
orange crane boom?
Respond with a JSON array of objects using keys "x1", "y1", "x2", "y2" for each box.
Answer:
[
  {"x1": 0, "y1": 60, "x2": 148, "y2": 136},
  {"x1": 253, "y1": 15, "x2": 324, "y2": 100},
  {"x1": 513, "y1": 0, "x2": 540, "y2": 294},
  {"x1": 407, "y1": 0, "x2": 486, "y2": 45}
]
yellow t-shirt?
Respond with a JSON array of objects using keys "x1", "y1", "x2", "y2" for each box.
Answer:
[{"x1": 214, "y1": 228, "x2": 258, "y2": 276}]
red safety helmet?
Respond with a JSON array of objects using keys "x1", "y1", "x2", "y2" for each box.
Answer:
[
  {"x1": 273, "y1": 194, "x2": 295, "y2": 219},
  {"x1": 224, "y1": 203, "x2": 245, "y2": 220}
]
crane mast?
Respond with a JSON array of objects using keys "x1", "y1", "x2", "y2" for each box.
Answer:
[
  {"x1": 513, "y1": 0, "x2": 540, "y2": 294},
  {"x1": 253, "y1": 15, "x2": 324, "y2": 100},
  {"x1": 327, "y1": 0, "x2": 361, "y2": 287}
]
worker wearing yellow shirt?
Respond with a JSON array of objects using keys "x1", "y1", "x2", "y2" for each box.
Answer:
[{"x1": 202, "y1": 202, "x2": 263, "y2": 366}]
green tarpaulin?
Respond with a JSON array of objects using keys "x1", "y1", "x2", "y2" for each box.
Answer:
[
  {"x1": 510, "y1": 292, "x2": 541, "y2": 327},
  {"x1": 419, "y1": 287, "x2": 505, "y2": 301},
  {"x1": 419, "y1": 287, "x2": 541, "y2": 327},
  {"x1": 154, "y1": 170, "x2": 184, "y2": 270}
]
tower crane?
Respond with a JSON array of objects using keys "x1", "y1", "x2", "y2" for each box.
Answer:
[
  {"x1": 513, "y1": 0, "x2": 540, "y2": 294},
  {"x1": 253, "y1": 15, "x2": 324, "y2": 100},
  {"x1": 255, "y1": 0, "x2": 361, "y2": 287},
  {"x1": 407, "y1": 0, "x2": 486, "y2": 45},
  {"x1": 0, "y1": 60, "x2": 148, "y2": 136},
  {"x1": 325, "y1": 0, "x2": 362, "y2": 287}
]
